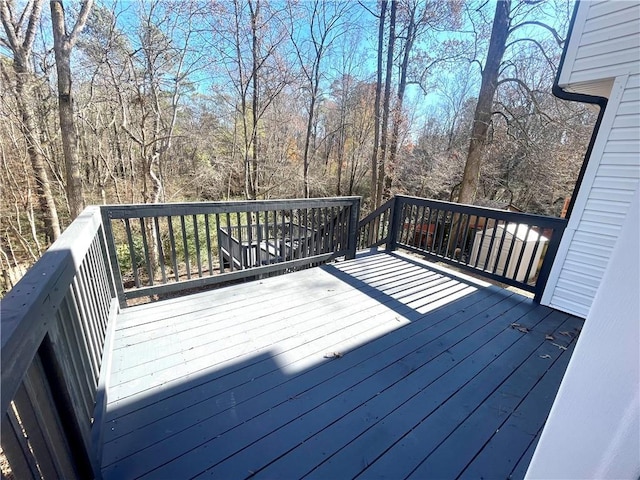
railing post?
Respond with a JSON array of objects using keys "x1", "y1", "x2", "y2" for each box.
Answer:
[
  {"x1": 388, "y1": 196, "x2": 402, "y2": 251},
  {"x1": 346, "y1": 198, "x2": 360, "y2": 260},
  {"x1": 534, "y1": 221, "x2": 567, "y2": 303},
  {"x1": 100, "y1": 208, "x2": 127, "y2": 309}
]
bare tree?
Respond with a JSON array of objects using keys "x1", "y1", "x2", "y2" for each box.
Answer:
[
  {"x1": 289, "y1": 0, "x2": 353, "y2": 198},
  {"x1": 457, "y1": 0, "x2": 565, "y2": 205},
  {"x1": 1, "y1": 0, "x2": 60, "y2": 242},
  {"x1": 50, "y1": 0, "x2": 93, "y2": 218},
  {"x1": 375, "y1": 0, "x2": 396, "y2": 208},
  {"x1": 369, "y1": 0, "x2": 387, "y2": 208}
]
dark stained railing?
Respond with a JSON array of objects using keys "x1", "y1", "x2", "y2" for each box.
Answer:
[
  {"x1": 101, "y1": 197, "x2": 360, "y2": 307},
  {"x1": 357, "y1": 195, "x2": 567, "y2": 301},
  {"x1": 0, "y1": 207, "x2": 117, "y2": 479},
  {"x1": 357, "y1": 198, "x2": 395, "y2": 249},
  {"x1": 0, "y1": 194, "x2": 566, "y2": 478}
]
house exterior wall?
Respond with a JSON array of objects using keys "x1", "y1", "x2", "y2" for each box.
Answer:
[
  {"x1": 558, "y1": 0, "x2": 640, "y2": 96},
  {"x1": 541, "y1": 0, "x2": 640, "y2": 318},
  {"x1": 526, "y1": 185, "x2": 640, "y2": 480}
]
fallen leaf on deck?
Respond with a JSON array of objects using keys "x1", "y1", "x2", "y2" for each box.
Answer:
[
  {"x1": 517, "y1": 326, "x2": 529, "y2": 334},
  {"x1": 324, "y1": 352, "x2": 343, "y2": 359},
  {"x1": 510, "y1": 323, "x2": 522, "y2": 328},
  {"x1": 559, "y1": 331, "x2": 572, "y2": 337},
  {"x1": 539, "y1": 354, "x2": 552, "y2": 359},
  {"x1": 545, "y1": 334, "x2": 555, "y2": 341},
  {"x1": 551, "y1": 342, "x2": 568, "y2": 351}
]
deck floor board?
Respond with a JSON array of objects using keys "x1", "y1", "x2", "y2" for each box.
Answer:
[{"x1": 100, "y1": 251, "x2": 581, "y2": 480}]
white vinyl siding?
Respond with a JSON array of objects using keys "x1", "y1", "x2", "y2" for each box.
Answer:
[
  {"x1": 559, "y1": 1, "x2": 639, "y2": 94},
  {"x1": 543, "y1": 73, "x2": 640, "y2": 317}
]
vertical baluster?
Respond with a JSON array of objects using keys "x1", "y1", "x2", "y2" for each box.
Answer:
[
  {"x1": 326, "y1": 207, "x2": 335, "y2": 253},
  {"x1": 309, "y1": 208, "x2": 316, "y2": 255},
  {"x1": 434, "y1": 210, "x2": 445, "y2": 255},
  {"x1": 153, "y1": 217, "x2": 167, "y2": 283},
  {"x1": 472, "y1": 217, "x2": 490, "y2": 268},
  {"x1": 166, "y1": 216, "x2": 179, "y2": 281},
  {"x1": 224, "y1": 212, "x2": 233, "y2": 271},
  {"x1": 246, "y1": 211, "x2": 254, "y2": 267},
  {"x1": 256, "y1": 211, "x2": 263, "y2": 267},
  {"x1": 448, "y1": 211, "x2": 464, "y2": 261},
  {"x1": 180, "y1": 215, "x2": 191, "y2": 279},
  {"x1": 124, "y1": 218, "x2": 139, "y2": 288},
  {"x1": 272, "y1": 210, "x2": 278, "y2": 262},
  {"x1": 492, "y1": 221, "x2": 510, "y2": 275},
  {"x1": 280, "y1": 209, "x2": 287, "y2": 261},
  {"x1": 302, "y1": 208, "x2": 309, "y2": 257},
  {"x1": 70, "y1": 277, "x2": 100, "y2": 381},
  {"x1": 296, "y1": 209, "x2": 303, "y2": 259},
  {"x1": 502, "y1": 220, "x2": 519, "y2": 274},
  {"x1": 204, "y1": 214, "x2": 213, "y2": 275},
  {"x1": 511, "y1": 224, "x2": 532, "y2": 281},
  {"x1": 459, "y1": 213, "x2": 472, "y2": 263},
  {"x1": 415, "y1": 205, "x2": 427, "y2": 250},
  {"x1": 2, "y1": 408, "x2": 40, "y2": 479},
  {"x1": 236, "y1": 212, "x2": 244, "y2": 269},
  {"x1": 522, "y1": 225, "x2": 542, "y2": 284},
  {"x1": 482, "y1": 220, "x2": 500, "y2": 272},
  {"x1": 216, "y1": 213, "x2": 225, "y2": 273},
  {"x1": 424, "y1": 207, "x2": 435, "y2": 253},
  {"x1": 193, "y1": 215, "x2": 202, "y2": 277},
  {"x1": 139, "y1": 217, "x2": 153, "y2": 286}
]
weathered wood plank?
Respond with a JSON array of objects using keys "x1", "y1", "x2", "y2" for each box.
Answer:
[
  {"x1": 98, "y1": 252, "x2": 580, "y2": 480},
  {"x1": 1, "y1": 411, "x2": 38, "y2": 479},
  {"x1": 102, "y1": 286, "x2": 501, "y2": 450},
  {"x1": 13, "y1": 383, "x2": 58, "y2": 478},
  {"x1": 107, "y1": 268, "x2": 457, "y2": 402},
  {"x1": 407, "y1": 322, "x2": 578, "y2": 480},
  {"x1": 111, "y1": 259, "x2": 434, "y2": 346},
  {"x1": 102, "y1": 292, "x2": 524, "y2": 479},
  {"x1": 23, "y1": 355, "x2": 79, "y2": 480},
  {"x1": 356, "y1": 312, "x2": 578, "y2": 480},
  {"x1": 457, "y1": 329, "x2": 580, "y2": 479},
  {"x1": 196, "y1": 297, "x2": 541, "y2": 479}
]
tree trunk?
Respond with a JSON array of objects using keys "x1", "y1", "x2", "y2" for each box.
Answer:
[
  {"x1": 376, "y1": 0, "x2": 396, "y2": 208},
  {"x1": 1, "y1": 0, "x2": 61, "y2": 243},
  {"x1": 386, "y1": 5, "x2": 415, "y2": 201},
  {"x1": 249, "y1": 0, "x2": 260, "y2": 200},
  {"x1": 457, "y1": 0, "x2": 511, "y2": 205},
  {"x1": 302, "y1": 86, "x2": 317, "y2": 198},
  {"x1": 50, "y1": 0, "x2": 90, "y2": 218},
  {"x1": 370, "y1": 1, "x2": 387, "y2": 208}
]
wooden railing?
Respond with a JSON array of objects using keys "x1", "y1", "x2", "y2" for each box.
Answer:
[
  {"x1": 358, "y1": 195, "x2": 567, "y2": 301},
  {"x1": 0, "y1": 207, "x2": 118, "y2": 479},
  {"x1": 101, "y1": 197, "x2": 360, "y2": 307},
  {"x1": 0, "y1": 194, "x2": 565, "y2": 478},
  {"x1": 357, "y1": 198, "x2": 395, "y2": 249}
]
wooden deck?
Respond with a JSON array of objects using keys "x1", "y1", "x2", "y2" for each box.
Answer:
[{"x1": 98, "y1": 251, "x2": 582, "y2": 480}]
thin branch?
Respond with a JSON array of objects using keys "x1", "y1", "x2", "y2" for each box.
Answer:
[
  {"x1": 509, "y1": 20, "x2": 563, "y2": 46},
  {"x1": 68, "y1": 0, "x2": 94, "y2": 49},
  {"x1": 505, "y1": 37, "x2": 556, "y2": 70}
]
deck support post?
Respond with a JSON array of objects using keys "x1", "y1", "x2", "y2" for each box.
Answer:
[
  {"x1": 534, "y1": 222, "x2": 567, "y2": 303},
  {"x1": 388, "y1": 196, "x2": 402, "y2": 251},
  {"x1": 101, "y1": 209, "x2": 127, "y2": 309},
  {"x1": 346, "y1": 198, "x2": 360, "y2": 259}
]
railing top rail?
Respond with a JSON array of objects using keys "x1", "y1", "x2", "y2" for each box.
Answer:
[
  {"x1": 0, "y1": 206, "x2": 104, "y2": 414},
  {"x1": 102, "y1": 197, "x2": 361, "y2": 219},
  {"x1": 395, "y1": 195, "x2": 568, "y2": 226}
]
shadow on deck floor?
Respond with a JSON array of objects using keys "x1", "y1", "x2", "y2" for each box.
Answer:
[{"x1": 99, "y1": 251, "x2": 581, "y2": 479}]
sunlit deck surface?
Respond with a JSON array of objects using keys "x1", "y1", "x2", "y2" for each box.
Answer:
[{"x1": 99, "y1": 251, "x2": 581, "y2": 480}]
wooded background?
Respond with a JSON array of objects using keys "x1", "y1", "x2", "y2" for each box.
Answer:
[{"x1": 0, "y1": 0, "x2": 596, "y2": 293}]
